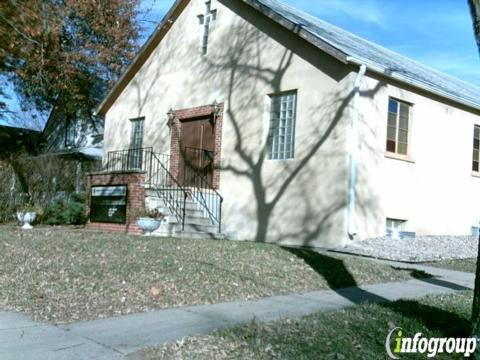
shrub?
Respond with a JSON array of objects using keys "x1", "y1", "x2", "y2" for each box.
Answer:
[{"x1": 42, "y1": 192, "x2": 87, "y2": 225}]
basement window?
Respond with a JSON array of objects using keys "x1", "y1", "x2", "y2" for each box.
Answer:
[{"x1": 386, "y1": 218, "x2": 406, "y2": 232}]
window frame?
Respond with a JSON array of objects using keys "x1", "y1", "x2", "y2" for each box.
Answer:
[
  {"x1": 65, "y1": 117, "x2": 77, "y2": 148},
  {"x1": 472, "y1": 124, "x2": 480, "y2": 174},
  {"x1": 266, "y1": 90, "x2": 298, "y2": 161},
  {"x1": 129, "y1": 117, "x2": 145, "y2": 150},
  {"x1": 128, "y1": 117, "x2": 145, "y2": 170},
  {"x1": 385, "y1": 217, "x2": 407, "y2": 234},
  {"x1": 385, "y1": 97, "x2": 413, "y2": 158}
]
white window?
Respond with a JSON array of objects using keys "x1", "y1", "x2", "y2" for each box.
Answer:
[
  {"x1": 267, "y1": 91, "x2": 297, "y2": 160},
  {"x1": 130, "y1": 117, "x2": 144, "y2": 150},
  {"x1": 129, "y1": 117, "x2": 144, "y2": 169},
  {"x1": 386, "y1": 98, "x2": 411, "y2": 155},
  {"x1": 473, "y1": 125, "x2": 480, "y2": 172}
]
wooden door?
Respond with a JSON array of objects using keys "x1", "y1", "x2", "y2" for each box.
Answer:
[{"x1": 179, "y1": 118, "x2": 215, "y2": 186}]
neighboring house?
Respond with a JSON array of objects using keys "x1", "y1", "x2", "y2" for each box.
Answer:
[
  {"x1": 0, "y1": 124, "x2": 39, "y2": 156},
  {"x1": 38, "y1": 107, "x2": 103, "y2": 192},
  {"x1": 89, "y1": 0, "x2": 480, "y2": 247},
  {"x1": 0, "y1": 124, "x2": 40, "y2": 216}
]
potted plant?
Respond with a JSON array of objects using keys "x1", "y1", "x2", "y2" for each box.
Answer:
[
  {"x1": 16, "y1": 203, "x2": 40, "y2": 230},
  {"x1": 132, "y1": 208, "x2": 165, "y2": 235}
]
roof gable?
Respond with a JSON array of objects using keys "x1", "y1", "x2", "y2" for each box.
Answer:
[{"x1": 97, "y1": 0, "x2": 480, "y2": 115}]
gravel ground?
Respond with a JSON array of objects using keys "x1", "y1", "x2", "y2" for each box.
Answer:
[{"x1": 335, "y1": 236, "x2": 478, "y2": 262}]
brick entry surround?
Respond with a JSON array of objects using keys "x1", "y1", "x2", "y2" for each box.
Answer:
[
  {"x1": 85, "y1": 103, "x2": 223, "y2": 234},
  {"x1": 85, "y1": 171, "x2": 145, "y2": 234},
  {"x1": 169, "y1": 103, "x2": 224, "y2": 189}
]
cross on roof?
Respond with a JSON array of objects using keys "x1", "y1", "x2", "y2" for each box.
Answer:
[{"x1": 198, "y1": 1, "x2": 217, "y2": 55}]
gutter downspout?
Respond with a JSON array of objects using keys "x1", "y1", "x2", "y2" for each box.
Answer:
[{"x1": 347, "y1": 64, "x2": 367, "y2": 240}]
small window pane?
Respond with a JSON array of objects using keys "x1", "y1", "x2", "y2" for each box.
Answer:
[
  {"x1": 399, "y1": 115, "x2": 408, "y2": 130},
  {"x1": 474, "y1": 161, "x2": 479, "y2": 172},
  {"x1": 399, "y1": 103, "x2": 409, "y2": 118},
  {"x1": 398, "y1": 129, "x2": 408, "y2": 143},
  {"x1": 397, "y1": 143, "x2": 408, "y2": 155},
  {"x1": 386, "y1": 140, "x2": 396, "y2": 153},
  {"x1": 387, "y1": 126, "x2": 396, "y2": 140},
  {"x1": 388, "y1": 99, "x2": 398, "y2": 114},
  {"x1": 387, "y1": 112, "x2": 396, "y2": 127}
]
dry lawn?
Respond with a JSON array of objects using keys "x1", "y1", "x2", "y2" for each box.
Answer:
[{"x1": 0, "y1": 227, "x2": 421, "y2": 323}]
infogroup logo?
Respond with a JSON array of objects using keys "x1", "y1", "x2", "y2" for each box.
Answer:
[{"x1": 385, "y1": 327, "x2": 478, "y2": 358}]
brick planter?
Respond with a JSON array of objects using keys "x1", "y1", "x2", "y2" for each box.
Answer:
[{"x1": 85, "y1": 171, "x2": 146, "y2": 234}]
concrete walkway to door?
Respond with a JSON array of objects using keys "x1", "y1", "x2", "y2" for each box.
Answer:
[{"x1": 0, "y1": 261, "x2": 474, "y2": 360}]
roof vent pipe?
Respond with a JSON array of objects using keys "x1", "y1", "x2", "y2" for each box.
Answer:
[{"x1": 347, "y1": 64, "x2": 367, "y2": 240}]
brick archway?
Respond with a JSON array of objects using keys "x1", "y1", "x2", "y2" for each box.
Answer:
[{"x1": 169, "y1": 103, "x2": 223, "y2": 189}]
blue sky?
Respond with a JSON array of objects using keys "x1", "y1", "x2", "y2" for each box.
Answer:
[
  {"x1": 141, "y1": 0, "x2": 480, "y2": 84},
  {"x1": 5, "y1": 0, "x2": 480, "y2": 129}
]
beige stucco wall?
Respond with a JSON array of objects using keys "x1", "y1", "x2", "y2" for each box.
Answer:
[
  {"x1": 104, "y1": 0, "x2": 356, "y2": 247},
  {"x1": 355, "y1": 73, "x2": 480, "y2": 238}
]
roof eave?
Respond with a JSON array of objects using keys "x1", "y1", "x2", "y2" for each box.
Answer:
[
  {"x1": 241, "y1": 0, "x2": 348, "y2": 64},
  {"x1": 347, "y1": 57, "x2": 480, "y2": 113}
]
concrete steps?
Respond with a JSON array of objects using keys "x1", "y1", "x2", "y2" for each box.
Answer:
[{"x1": 145, "y1": 187, "x2": 221, "y2": 239}]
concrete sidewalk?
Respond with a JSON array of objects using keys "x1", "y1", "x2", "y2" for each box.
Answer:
[{"x1": 0, "y1": 264, "x2": 474, "y2": 360}]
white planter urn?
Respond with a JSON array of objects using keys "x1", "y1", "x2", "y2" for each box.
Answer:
[
  {"x1": 137, "y1": 217, "x2": 162, "y2": 235},
  {"x1": 17, "y1": 211, "x2": 37, "y2": 230}
]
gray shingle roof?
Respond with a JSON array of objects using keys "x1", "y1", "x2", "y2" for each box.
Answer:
[{"x1": 251, "y1": 0, "x2": 480, "y2": 110}]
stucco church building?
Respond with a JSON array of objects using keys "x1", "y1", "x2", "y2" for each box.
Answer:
[{"x1": 87, "y1": 0, "x2": 480, "y2": 248}]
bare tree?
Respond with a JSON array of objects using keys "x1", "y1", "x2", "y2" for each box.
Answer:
[{"x1": 0, "y1": 0, "x2": 141, "y2": 126}]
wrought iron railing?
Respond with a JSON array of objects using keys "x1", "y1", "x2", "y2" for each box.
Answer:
[
  {"x1": 104, "y1": 147, "x2": 222, "y2": 233},
  {"x1": 181, "y1": 147, "x2": 223, "y2": 233},
  {"x1": 146, "y1": 152, "x2": 171, "y2": 188},
  {"x1": 148, "y1": 152, "x2": 187, "y2": 230},
  {"x1": 105, "y1": 147, "x2": 153, "y2": 173}
]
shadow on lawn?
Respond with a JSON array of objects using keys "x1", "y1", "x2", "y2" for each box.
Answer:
[
  {"x1": 384, "y1": 299, "x2": 470, "y2": 338},
  {"x1": 283, "y1": 247, "x2": 471, "y2": 337}
]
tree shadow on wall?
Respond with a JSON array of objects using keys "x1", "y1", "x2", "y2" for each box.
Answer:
[{"x1": 193, "y1": 7, "x2": 384, "y2": 247}]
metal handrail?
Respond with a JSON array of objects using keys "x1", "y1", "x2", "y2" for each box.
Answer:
[
  {"x1": 181, "y1": 146, "x2": 223, "y2": 233},
  {"x1": 149, "y1": 152, "x2": 187, "y2": 231},
  {"x1": 104, "y1": 147, "x2": 223, "y2": 233},
  {"x1": 105, "y1": 147, "x2": 153, "y2": 173}
]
